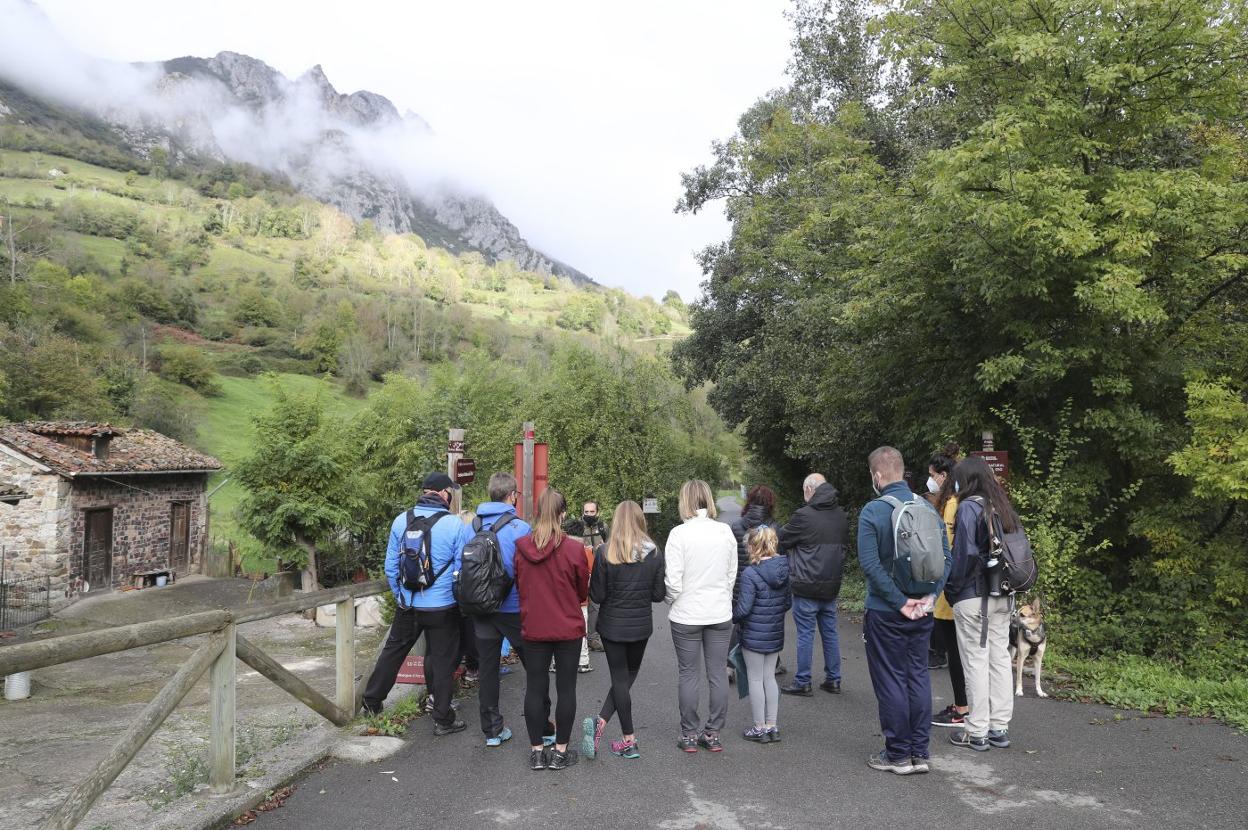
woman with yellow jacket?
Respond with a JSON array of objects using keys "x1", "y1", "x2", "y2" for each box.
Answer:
[{"x1": 925, "y1": 452, "x2": 968, "y2": 728}]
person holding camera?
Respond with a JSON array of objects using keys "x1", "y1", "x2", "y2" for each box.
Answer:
[{"x1": 944, "y1": 456, "x2": 1019, "y2": 752}]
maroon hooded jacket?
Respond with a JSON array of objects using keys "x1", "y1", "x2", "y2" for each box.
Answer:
[{"x1": 514, "y1": 532, "x2": 590, "y2": 642}]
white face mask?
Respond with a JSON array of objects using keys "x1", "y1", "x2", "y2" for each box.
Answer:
[
  {"x1": 926, "y1": 476, "x2": 940, "y2": 494},
  {"x1": 954, "y1": 481, "x2": 961, "y2": 494},
  {"x1": 870, "y1": 473, "x2": 880, "y2": 496}
]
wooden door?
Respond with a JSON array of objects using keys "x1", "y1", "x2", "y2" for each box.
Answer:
[
  {"x1": 83, "y1": 508, "x2": 113, "y2": 590},
  {"x1": 169, "y1": 502, "x2": 190, "y2": 574}
]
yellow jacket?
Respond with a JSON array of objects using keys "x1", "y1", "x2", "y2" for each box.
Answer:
[{"x1": 934, "y1": 496, "x2": 958, "y2": 620}]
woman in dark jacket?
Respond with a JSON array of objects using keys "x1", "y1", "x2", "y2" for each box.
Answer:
[
  {"x1": 514, "y1": 488, "x2": 590, "y2": 771},
  {"x1": 732, "y1": 526, "x2": 790, "y2": 743},
  {"x1": 729, "y1": 485, "x2": 776, "y2": 604},
  {"x1": 581, "y1": 500, "x2": 665, "y2": 760}
]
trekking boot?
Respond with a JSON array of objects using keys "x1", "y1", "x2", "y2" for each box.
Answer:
[
  {"x1": 932, "y1": 704, "x2": 966, "y2": 728},
  {"x1": 867, "y1": 752, "x2": 915, "y2": 775},
  {"x1": 949, "y1": 730, "x2": 990, "y2": 751},
  {"x1": 781, "y1": 682, "x2": 813, "y2": 697},
  {"x1": 910, "y1": 756, "x2": 931, "y2": 774},
  {"x1": 742, "y1": 727, "x2": 771, "y2": 744},
  {"x1": 485, "y1": 726, "x2": 512, "y2": 748},
  {"x1": 698, "y1": 732, "x2": 724, "y2": 752},
  {"x1": 987, "y1": 729, "x2": 1011, "y2": 748},
  {"x1": 433, "y1": 719, "x2": 466, "y2": 737},
  {"x1": 820, "y1": 679, "x2": 841, "y2": 694},
  {"x1": 529, "y1": 748, "x2": 549, "y2": 770},
  {"x1": 547, "y1": 748, "x2": 578, "y2": 770}
]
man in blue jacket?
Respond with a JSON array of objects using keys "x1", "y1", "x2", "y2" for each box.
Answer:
[
  {"x1": 362, "y1": 472, "x2": 473, "y2": 735},
  {"x1": 472, "y1": 471, "x2": 541, "y2": 747},
  {"x1": 857, "y1": 446, "x2": 951, "y2": 775}
]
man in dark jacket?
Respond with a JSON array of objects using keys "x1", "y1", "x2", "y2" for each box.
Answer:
[
  {"x1": 779, "y1": 473, "x2": 849, "y2": 696},
  {"x1": 564, "y1": 500, "x2": 608, "y2": 652}
]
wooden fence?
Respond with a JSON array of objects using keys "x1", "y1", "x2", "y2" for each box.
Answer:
[{"x1": 0, "y1": 579, "x2": 389, "y2": 830}]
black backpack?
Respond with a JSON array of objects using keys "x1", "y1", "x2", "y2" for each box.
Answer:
[
  {"x1": 453, "y1": 514, "x2": 517, "y2": 616},
  {"x1": 968, "y1": 496, "x2": 1038, "y2": 645},
  {"x1": 398, "y1": 510, "x2": 452, "y2": 598}
]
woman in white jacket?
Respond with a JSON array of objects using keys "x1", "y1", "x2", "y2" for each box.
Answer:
[{"x1": 666, "y1": 479, "x2": 738, "y2": 752}]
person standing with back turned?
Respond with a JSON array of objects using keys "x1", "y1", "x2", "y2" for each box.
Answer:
[
  {"x1": 515, "y1": 488, "x2": 590, "y2": 771},
  {"x1": 666, "y1": 479, "x2": 738, "y2": 753},
  {"x1": 778, "y1": 473, "x2": 848, "y2": 696},
  {"x1": 858, "y1": 447, "x2": 951, "y2": 774}
]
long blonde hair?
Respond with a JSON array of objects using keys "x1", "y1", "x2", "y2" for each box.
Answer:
[
  {"x1": 607, "y1": 501, "x2": 653, "y2": 565},
  {"x1": 678, "y1": 479, "x2": 716, "y2": 521},
  {"x1": 746, "y1": 526, "x2": 778, "y2": 565},
  {"x1": 530, "y1": 488, "x2": 567, "y2": 549}
]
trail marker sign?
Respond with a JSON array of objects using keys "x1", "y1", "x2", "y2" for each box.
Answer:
[{"x1": 455, "y1": 458, "x2": 476, "y2": 485}]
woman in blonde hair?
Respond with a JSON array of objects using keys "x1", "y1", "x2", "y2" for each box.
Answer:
[
  {"x1": 733, "y1": 526, "x2": 790, "y2": 743},
  {"x1": 581, "y1": 501, "x2": 665, "y2": 760},
  {"x1": 515, "y1": 488, "x2": 590, "y2": 771},
  {"x1": 665, "y1": 479, "x2": 738, "y2": 752}
]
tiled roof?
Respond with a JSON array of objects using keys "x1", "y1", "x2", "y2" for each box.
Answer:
[
  {"x1": 0, "y1": 422, "x2": 222, "y2": 477},
  {"x1": 0, "y1": 482, "x2": 30, "y2": 503}
]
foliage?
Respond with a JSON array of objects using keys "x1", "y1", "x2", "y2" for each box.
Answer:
[
  {"x1": 156, "y1": 345, "x2": 221, "y2": 395},
  {"x1": 555, "y1": 293, "x2": 606, "y2": 333}
]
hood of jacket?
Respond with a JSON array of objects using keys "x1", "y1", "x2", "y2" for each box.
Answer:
[
  {"x1": 807, "y1": 482, "x2": 840, "y2": 510},
  {"x1": 519, "y1": 534, "x2": 560, "y2": 564},
  {"x1": 475, "y1": 501, "x2": 517, "y2": 525},
  {"x1": 756, "y1": 554, "x2": 789, "y2": 589},
  {"x1": 741, "y1": 503, "x2": 773, "y2": 531}
]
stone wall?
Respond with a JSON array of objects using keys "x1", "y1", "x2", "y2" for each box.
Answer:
[
  {"x1": 0, "y1": 451, "x2": 72, "y2": 598},
  {"x1": 68, "y1": 474, "x2": 209, "y2": 589}
]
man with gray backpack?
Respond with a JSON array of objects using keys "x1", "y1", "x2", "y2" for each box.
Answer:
[
  {"x1": 857, "y1": 447, "x2": 952, "y2": 775},
  {"x1": 464, "y1": 472, "x2": 543, "y2": 747}
]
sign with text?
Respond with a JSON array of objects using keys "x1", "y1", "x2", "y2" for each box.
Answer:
[
  {"x1": 970, "y1": 450, "x2": 1010, "y2": 481},
  {"x1": 396, "y1": 654, "x2": 425, "y2": 685},
  {"x1": 642, "y1": 497, "x2": 660, "y2": 514},
  {"x1": 447, "y1": 439, "x2": 466, "y2": 454},
  {"x1": 455, "y1": 458, "x2": 476, "y2": 485}
]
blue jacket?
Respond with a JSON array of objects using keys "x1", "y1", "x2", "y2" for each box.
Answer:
[
  {"x1": 944, "y1": 497, "x2": 990, "y2": 606},
  {"x1": 856, "y1": 481, "x2": 951, "y2": 614},
  {"x1": 472, "y1": 501, "x2": 532, "y2": 614},
  {"x1": 732, "y1": 555, "x2": 791, "y2": 654},
  {"x1": 384, "y1": 494, "x2": 473, "y2": 611}
]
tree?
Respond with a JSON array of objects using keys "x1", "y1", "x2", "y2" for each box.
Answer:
[{"x1": 235, "y1": 382, "x2": 361, "y2": 602}]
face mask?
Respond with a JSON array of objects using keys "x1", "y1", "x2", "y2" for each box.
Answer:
[
  {"x1": 583, "y1": 514, "x2": 598, "y2": 526},
  {"x1": 954, "y1": 481, "x2": 961, "y2": 494},
  {"x1": 926, "y1": 476, "x2": 939, "y2": 495}
]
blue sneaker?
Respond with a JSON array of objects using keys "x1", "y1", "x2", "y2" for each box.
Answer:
[
  {"x1": 988, "y1": 729, "x2": 1011, "y2": 748},
  {"x1": 485, "y1": 726, "x2": 512, "y2": 748}
]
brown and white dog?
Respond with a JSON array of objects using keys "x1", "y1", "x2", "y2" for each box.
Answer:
[{"x1": 1010, "y1": 598, "x2": 1048, "y2": 698}]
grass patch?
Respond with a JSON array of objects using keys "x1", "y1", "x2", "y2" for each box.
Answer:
[
  {"x1": 360, "y1": 692, "x2": 427, "y2": 737},
  {"x1": 1046, "y1": 651, "x2": 1248, "y2": 731}
]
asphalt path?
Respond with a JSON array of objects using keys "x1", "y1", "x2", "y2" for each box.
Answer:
[{"x1": 254, "y1": 610, "x2": 1247, "y2": 830}]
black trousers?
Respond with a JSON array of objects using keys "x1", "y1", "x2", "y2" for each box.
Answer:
[
  {"x1": 473, "y1": 612, "x2": 548, "y2": 739},
  {"x1": 599, "y1": 636, "x2": 649, "y2": 735},
  {"x1": 363, "y1": 606, "x2": 461, "y2": 727},
  {"x1": 934, "y1": 617, "x2": 967, "y2": 708},
  {"x1": 459, "y1": 612, "x2": 479, "y2": 672},
  {"x1": 523, "y1": 638, "x2": 580, "y2": 747}
]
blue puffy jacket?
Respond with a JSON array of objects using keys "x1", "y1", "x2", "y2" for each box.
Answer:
[
  {"x1": 471, "y1": 501, "x2": 532, "y2": 614},
  {"x1": 733, "y1": 555, "x2": 791, "y2": 654},
  {"x1": 384, "y1": 494, "x2": 474, "y2": 611}
]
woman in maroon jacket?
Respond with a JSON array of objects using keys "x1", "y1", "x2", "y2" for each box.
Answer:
[{"x1": 515, "y1": 488, "x2": 590, "y2": 771}]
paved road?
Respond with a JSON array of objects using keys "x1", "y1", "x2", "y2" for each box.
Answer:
[{"x1": 255, "y1": 611, "x2": 1247, "y2": 830}]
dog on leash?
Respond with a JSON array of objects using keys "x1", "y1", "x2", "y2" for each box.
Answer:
[{"x1": 1009, "y1": 598, "x2": 1048, "y2": 698}]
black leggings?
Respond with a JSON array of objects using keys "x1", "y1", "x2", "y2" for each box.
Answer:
[
  {"x1": 599, "y1": 637, "x2": 649, "y2": 735},
  {"x1": 523, "y1": 638, "x2": 580, "y2": 746},
  {"x1": 934, "y1": 618, "x2": 967, "y2": 708}
]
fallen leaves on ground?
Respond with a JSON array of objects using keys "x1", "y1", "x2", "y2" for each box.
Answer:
[{"x1": 232, "y1": 786, "x2": 296, "y2": 825}]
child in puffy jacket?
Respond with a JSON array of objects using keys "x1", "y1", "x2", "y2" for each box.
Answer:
[{"x1": 732, "y1": 526, "x2": 790, "y2": 744}]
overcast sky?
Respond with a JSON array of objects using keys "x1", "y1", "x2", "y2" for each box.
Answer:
[{"x1": 32, "y1": 0, "x2": 793, "y2": 301}]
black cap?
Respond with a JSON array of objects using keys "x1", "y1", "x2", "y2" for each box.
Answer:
[{"x1": 421, "y1": 472, "x2": 457, "y2": 491}]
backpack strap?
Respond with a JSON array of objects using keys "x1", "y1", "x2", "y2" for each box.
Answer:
[
  {"x1": 491, "y1": 513, "x2": 517, "y2": 534},
  {"x1": 417, "y1": 510, "x2": 454, "y2": 589}
]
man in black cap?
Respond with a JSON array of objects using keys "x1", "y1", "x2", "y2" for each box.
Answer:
[{"x1": 362, "y1": 472, "x2": 474, "y2": 735}]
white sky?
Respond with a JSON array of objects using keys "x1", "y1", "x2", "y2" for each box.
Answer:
[{"x1": 32, "y1": 0, "x2": 794, "y2": 301}]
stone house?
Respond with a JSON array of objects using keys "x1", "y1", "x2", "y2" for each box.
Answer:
[{"x1": 0, "y1": 422, "x2": 222, "y2": 602}]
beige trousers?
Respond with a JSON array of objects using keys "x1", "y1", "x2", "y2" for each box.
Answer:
[{"x1": 953, "y1": 596, "x2": 1014, "y2": 737}]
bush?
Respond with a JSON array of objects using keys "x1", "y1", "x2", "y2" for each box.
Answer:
[{"x1": 157, "y1": 345, "x2": 220, "y2": 395}]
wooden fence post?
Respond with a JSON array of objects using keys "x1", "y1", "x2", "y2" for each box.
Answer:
[
  {"x1": 336, "y1": 597, "x2": 356, "y2": 718},
  {"x1": 209, "y1": 622, "x2": 237, "y2": 795}
]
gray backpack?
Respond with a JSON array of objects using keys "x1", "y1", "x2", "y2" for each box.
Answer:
[{"x1": 879, "y1": 495, "x2": 946, "y2": 596}]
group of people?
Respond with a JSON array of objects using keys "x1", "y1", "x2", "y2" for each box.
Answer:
[{"x1": 361, "y1": 441, "x2": 1024, "y2": 773}]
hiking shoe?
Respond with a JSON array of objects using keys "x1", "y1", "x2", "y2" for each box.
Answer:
[
  {"x1": 677, "y1": 735, "x2": 698, "y2": 753},
  {"x1": 529, "y1": 748, "x2": 548, "y2": 770},
  {"x1": 698, "y1": 732, "x2": 724, "y2": 752},
  {"x1": 485, "y1": 726, "x2": 512, "y2": 747},
  {"x1": 910, "y1": 756, "x2": 931, "y2": 774},
  {"x1": 781, "y1": 682, "x2": 813, "y2": 697},
  {"x1": 582, "y1": 717, "x2": 605, "y2": 759},
  {"x1": 361, "y1": 701, "x2": 382, "y2": 716},
  {"x1": 820, "y1": 679, "x2": 842, "y2": 694},
  {"x1": 548, "y1": 748, "x2": 577, "y2": 770},
  {"x1": 588, "y1": 637, "x2": 605, "y2": 652},
  {"x1": 928, "y1": 650, "x2": 948, "y2": 670},
  {"x1": 742, "y1": 727, "x2": 772, "y2": 744},
  {"x1": 867, "y1": 752, "x2": 915, "y2": 775},
  {"x1": 578, "y1": 663, "x2": 594, "y2": 673},
  {"x1": 768, "y1": 727, "x2": 781, "y2": 743},
  {"x1": 433, "y1": 719, "x2": 466, "y2": 736},
  {"x1": 463, "y1": 669, "x2": 479, "y2": 684},
  {"x1": 611, "y1": 738, "x2": 640, "y2": 758},
  {"x1": 932, "y1": 705, "x2": 966, "y2": 728},
  {"x1": 949, "y1": 730, "x2": 990, "y2": 751},
  {"x1": 775, "y1": 661, "x2": 787, "y2": 676},
  {"x1": 988, "y1": 729, "x2": 1011, "y2": 748}
]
